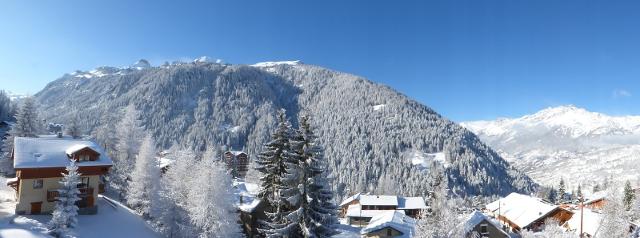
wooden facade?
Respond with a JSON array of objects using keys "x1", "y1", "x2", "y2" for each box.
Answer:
[
  {"x1": 466, "y1": 219, "x2": 509, "y2": 238},
  {"x1": 224, "y1": 151, "x2": 249, "y2": 178}
]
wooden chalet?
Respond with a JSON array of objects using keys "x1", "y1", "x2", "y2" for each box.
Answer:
[
  {"x1": 224, "y1": 151, "x2": 249, "y2": 178},
  {"x1": 485, "y1": 193, "x2": 574, "y2": 233}
]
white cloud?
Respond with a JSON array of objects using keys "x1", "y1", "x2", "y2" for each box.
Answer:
[{"x1": 612, "y1": 89, "x2": 632, "y2": 99}]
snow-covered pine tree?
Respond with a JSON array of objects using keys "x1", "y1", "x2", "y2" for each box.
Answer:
[
  {"x1": 624, "y1": 180, "x2": 635, "y2": 211},
  {"x1": 112, "y1": 105, "x2": 144, "y2": 200},
  {"x1": 557, "y1": 178, "x2": 566, "y2": 204},
  {"x1": 0, "y1": 90, "x2": 11, "y2": 122},
  {"x1": 256, "y1": 109, "x2": 297, "y2": 237},
  {"x1": 577, "y1": 184, "x2": 583, "y2": 199},
  {"x1": 48, "y1": 161, "x2": 82, "y2": 238},
  {"x1": 1, "y1": 97, "x2": 40, "y2": 175},
  {"x1": 415, "y1": 164, "x2": 461, "y2": 238},
  {"x1": 290, "y1": 115, "x2": 338, "y2": 237},
  {"x1": 186, "y1": 157, "x2": 242, "y2": 237},
  {"x1": 127, "y1": 134, "x2": 160, "y2": 217}
]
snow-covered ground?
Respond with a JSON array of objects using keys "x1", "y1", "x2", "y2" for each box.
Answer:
[
  {"x1": 0, "y1": 177, "x2": 159, "y2": 238},
  {"x1": 406, "y1": 150, "x2": 448, "y2": 169}
]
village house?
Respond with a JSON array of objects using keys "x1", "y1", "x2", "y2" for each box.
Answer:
[
  {"x1": 6, "y1": 136, "x2": 113, "y2": 215},
  {"x1": 584, "y1": 191, "x2": 607, "y2": 210},
  {"x1": 461, "y1": 211, "x2": 510, "y2": 238},
  {"x1": 339, "y1": 193, "x2": 427, "y2": 226},
  {"x1": 485, "y1": 193, "x2": 574, "y2": 233},
  {"x1": 360, "y1": 210, "x2": 415, "y2": 238},
  {"x1": 224, "y1": 151, "x2": 249, "y2": 178},
  {"x1": 233, "y1": 181, "x2": 266, "y2": 237}
]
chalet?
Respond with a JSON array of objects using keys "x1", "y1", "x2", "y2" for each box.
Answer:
[
  {"x1": 584, "y1": 191, "x2": 607, "y2": 210},
  {"x1": 461, "y1": 211, "x2": 510, "y2": 238},
  {"x1": 566, "y1": 207, "x2": 603, "y2": 237},
  {"x1": 485, "y1": 193, "x2": 573, "y2": 233},
  {"x1": 339, "y1": 194, "x2": 427, "y2": 226},
  {"x1": 360, "y1": 211, "x2": 415, "y2": 238},
  {"x1": 234, "y1": 181, "x2": 266, "y2": 237},
  {"x1": 224, "y1": 151, "x2": 249, "y2": 178},
  {"x1": 6, "y1": 136, "x2": 112, "y2": 215}
]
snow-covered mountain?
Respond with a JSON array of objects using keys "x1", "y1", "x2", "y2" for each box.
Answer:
[
  {"x1": 461, "y1": 105, "x2": 640, "y2": 188},
  {"x1": 33, "y1": 59, "x2": 536, "y2": 199}
]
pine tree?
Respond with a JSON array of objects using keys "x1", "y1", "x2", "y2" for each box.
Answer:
[
  {"x1": 112, "y1": 105, "x2": 144, "y2": 200},
  {"x1": 2, "y1": 97, "x2": 40, "y2": 175},
  {"x1": 48, "y1": 161, "x2": 82, "y2": 237},
  {"x1": 287, "y1": 115, "x2": 338, "y2": 237},
  {"x1": 415, "y1": 165, "x2": 460, "y2": 238},
  {"x1": 593, "y1": 184, "x2": 601, "y2": 193},
  {"x1": 557, "y1": 178, "x2": 566, "y2": 204},
  {"x1": 600, "y1": 183, "x2": 629, "y2": 238},
  {"x1": 624, "y1": 180, "x2": 635, "y2": 211},
  {"x1": 256, "y1": 109, "x2": 297, "y2": 237},
  {"x1": 126, "y1": 134, "x2": 160, "y2": 217},
  {"x1": 547, "y1": 187, "x2": 557, "y2": 204},
  {"x1": 577, "y1": 184, "x2": 583, "y2": 199}
]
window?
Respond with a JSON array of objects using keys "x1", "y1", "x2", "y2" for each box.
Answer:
[
  {"x1": 480, "y1": 224, "x2": 488, "y2": 235},
  {"x1": 387, "y1": 229, "x2": 392, "y2": 236},
  {"x1": 33, "y1": 179, "x2": 43, "y2": 189},
  {"x1": 79, "y1": 177, "x2": 90, "y2": 187},
  {"x1": 79, "y1": 154, "x2": 91, "y2": 161}
]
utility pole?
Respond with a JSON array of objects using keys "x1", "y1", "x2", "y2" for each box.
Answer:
[{"x1": 580, "y1": 196, "x2": 584, "y2": 238}]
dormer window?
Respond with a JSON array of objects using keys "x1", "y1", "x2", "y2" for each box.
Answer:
[{"x1": 66, "y1": 145, "x2": 100, "y2": 162}]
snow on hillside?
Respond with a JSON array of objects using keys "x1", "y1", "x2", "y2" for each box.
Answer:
[
  {"x1": 251, "y1": 60, "x2": 301, "y2": 67},
  {"x1": 461, "y1": 105, "x2": 640, "y2": 187},
  {"x1": 407, "y1": 150, "x2": 448, "y2": 169},
  {"x1": 373, "y1": 104, "x2": 386, "y2": 111},
  {"x1": 0, "y1": 177, "x2": 159, "y2": 238}
]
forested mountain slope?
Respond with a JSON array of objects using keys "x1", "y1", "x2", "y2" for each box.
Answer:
[{"x1": 34, "y1": 59, "x2": 536, "y2": 199}]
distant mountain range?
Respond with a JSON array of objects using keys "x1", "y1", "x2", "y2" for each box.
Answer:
[
  {"x1": 462, "y1": 105, "x2": 640, "y2": 189},
  {"x1": 32, "y1": 58, "x2": 536, "y2": 199}
]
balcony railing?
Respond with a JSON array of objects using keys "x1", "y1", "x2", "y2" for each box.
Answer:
[{"x1": 47, "y1": 186, "x2": 94, "y2": 202}]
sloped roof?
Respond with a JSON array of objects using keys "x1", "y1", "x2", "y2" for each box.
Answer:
[
  {"x1": 13, "y1": 136, "x2": 113, "y2": 169},
  {"x1": 339, "y1": 193, "x2": 361, "y2": 207},
  {"x1": 486, "y1": 193, "x2": 567, "y2": 229},
  {"x1": 346, "y1": 204, "x2": 406, "y2": 218},
  {"x1": 397, "y1": 197, "x2": 427, "y2": 209},
  {"x1": 566, "y1": 208, "x2": 602, "y2": 237},
  {"x1": 65, "y1": 144, "x2": 99, "y2": 156},
  {"x1": 462, "y1": 211, "x2": 510, "y2": 237},
  {"x1": 226, "y1": 150, "x2": 246, "y2": 156},
  {"x1": 361, "y1": 211, "x2": 415, "y2": 237},
  {"x1": 360, "y1": 195, "x2": 398, "y2": 206},
  {"x1": 585, "y1": 191, "x2": 607, "y2": 204}
]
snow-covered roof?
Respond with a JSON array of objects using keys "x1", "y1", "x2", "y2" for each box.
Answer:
[
  {"x1": 462, "y1": 211, "x2": 509, "y2": 236},
  {"x1": 397, "y1": 197, "x2": 427, "y2": 210},
  {"x1": 360, "y1": 211, "x2": 415, "y2": 237},
  {"x1": 234, "y1": 181, "x2": 262, "y2": 213},
  {"x1": 345, "y1": 204, "x2": 405, "y2": 218},
  {"x1": 226, "y1": 150, "x2": 247, "y2": 156},
  {"x1": 13, "y1": 136, "x2": 113, "y2": 169},
  {"x1": 5, "y1": 177, "x2": 18, "y2": 186},
  {"x1": 585, "y1": 191, "x2": 607, "y2": 204},
  {"x1": 360, "y1": 195, "x2": 398, "y2": 206},
  {"x1": 158, "y1": 157, "x2": 174, "y2": 169},
  {"x1": 566, "y1": 208, "x2": 602, "y2": 237},
  {"x1": 485, "y1": 193, "x2": 566, "y2": 229},
  {"x1": 339, "y1": 193, "x2": 361, "y2": 207},
  {"x1": 65, "y1": 144, "x2": 97, "y2": 156}
]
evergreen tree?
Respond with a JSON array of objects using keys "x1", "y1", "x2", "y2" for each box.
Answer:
[
  {"x1": 48, "y1": 161, "x2": 81, "y2": 237},
  {"x1": 577, "y1": 184, "x2": 583, "y2": 199},
  {"x1": 624, "y1": 180, "x2": 635, "y2": 211},
  {"x1": 287, "y1": 115, "x2": 338, "y2": 237},
  {"x1": 557, "y1": 178, "x2": 566, "y2": 204},
  {"x1": 1, "y1": 97, "x2": 40, "y2": 175},
  {"x1": 593, "y1": 184, "x2": 601, "y2": 193},
  {"x1": 127, "y1": 134, "x2": 160, "y2": 217},
  {"x1": 547, "y1": 186, "x2": 557, "y2": 204},
  {"x1": 415, "y1": 165, "x2": 460, "y2": 237},
  {"x1": 256, "y1": 110, "x2": 297, "y2": 237},
  {"x1": 600, "y1": 183, "x2": 629, "y2": 238}
]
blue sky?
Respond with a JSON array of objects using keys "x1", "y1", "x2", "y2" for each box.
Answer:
[{"x1": 1, "y1": 0, "x2": 639, "y2": 121}]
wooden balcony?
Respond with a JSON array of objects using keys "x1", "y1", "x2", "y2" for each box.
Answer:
[{"x1": 47, "y1": 186, "x2": 94, "y2": 204}]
